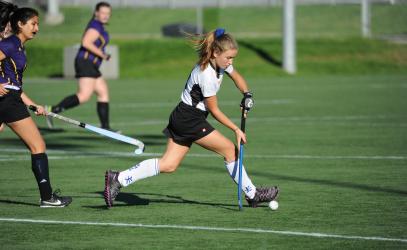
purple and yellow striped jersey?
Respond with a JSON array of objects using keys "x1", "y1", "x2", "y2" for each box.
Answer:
[
  {"x1": 0, "y1": 35, "x2": 27, "y2": 88},
  {"x1": 76, "y1": 19, "x2": 109, "y2": 67}
]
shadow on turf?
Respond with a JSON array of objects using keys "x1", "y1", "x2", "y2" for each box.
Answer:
[
  {"x1": 38, "y1": 127, "x2": 65, "y2": 133},
  {"x1": 35, "y1": 130, "x2": 166, "y2": 147},
  {"x1": 238, "y1": 40, "x2": 282, "y2": 67},
  {"x1": 267, "y1": 172, "x2": 407, "y2": 196},
  {"x1": 84, "y1": 191, "x2": 243, "y2": 211},
  {"x1": 183, "y1": 163, "x2": 407, "y2": 196},
  {"x1": 0, "y1": 137, "x2": 86, "y2": 151},
  {"x1": 64, "y1": 133, "x2": 167, "y2": 146},
  {"x1": 0, "y1": 199, "x2": 38, "y2": 207}
]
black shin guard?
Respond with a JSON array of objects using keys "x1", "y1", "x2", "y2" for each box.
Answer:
[
  {"x1": 97, "y1": 102, "x2": 110, "y2": 129},
  {"x1": 52, "y1": 94, "x2": 80, "y2": 114},
  {"x1": 31, "y1": 153, "x2": 52, "y2": 200}
]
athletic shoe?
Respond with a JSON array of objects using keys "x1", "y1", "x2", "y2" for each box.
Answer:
[
  {"x1": 104, "y1": 170, "x2": 122, "y2": 208},
  {"x1": 40, "y1": 189, "x2": 72, "y2": 208},
  {"x1": 44, "y1": 105, "x2": 54, "y2": 129},
  {"x1": 245, "y1": 186, "x2": 279, "y2": 208}
]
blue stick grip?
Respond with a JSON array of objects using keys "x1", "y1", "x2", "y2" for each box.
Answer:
[{"x1": 238, "y1": 144, "x2": 244, "y2": 210}]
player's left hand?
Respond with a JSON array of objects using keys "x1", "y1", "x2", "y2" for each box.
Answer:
[{"x1": 240, "y1": 92, "x2": 254, "y2": 118}]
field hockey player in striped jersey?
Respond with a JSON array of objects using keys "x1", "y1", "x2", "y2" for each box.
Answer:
[
  {"x1": 0, "y1": 2, "x2": 72, "y2": 207},
  {"x1": 45, "y1": 2, "x2": 118, "y2": 132},
  {"x1": 104, "y1": 29, "x2": 279, "y2": 208}
]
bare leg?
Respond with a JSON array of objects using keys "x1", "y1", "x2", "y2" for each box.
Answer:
[
  {"x1": 94, "y1": 77, "x2": 109, "y2": 102},
  {"x1": 8, "y1": 117, "x2": 52, "y2": 200},
  {"x1": 158, "y1": 138, "x2": 190, "y2": 173},
  {"x1": 195, "y1": 130, "x2": 237, "y2": 162},
  {"x1": 77, "y1": 77, "x2": 97, "y2": 103},
  {"x1": 94, "y1": 77, "x2": 111, "y2": 128},
  {"x1": 8, "y1": 117, "x2": 45, "y2": 154},
  {"x1": 49, "y1": 77, "x2": 95, "y2": 116}
]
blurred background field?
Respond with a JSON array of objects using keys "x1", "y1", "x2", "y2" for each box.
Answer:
[
  {"x1": 35, "y1": 4, "x2": 407, "y2": 39},
  {"x1": 24, "y1": 3, "x2": 407, "y2": 78}
]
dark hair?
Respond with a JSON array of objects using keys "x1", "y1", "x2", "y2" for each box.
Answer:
[
  {"x1": 9, "y1": 7, "x2": 39, "y2": 34},
  {"x1": 0, "y1": 0, "x2": 18, "y2": 33},
  {"x1": 95, "y1": 1, "x2": 111, "y2": 11},
  {"x1": 91, "y1": 2, "x2": 111, "y2": 20}
]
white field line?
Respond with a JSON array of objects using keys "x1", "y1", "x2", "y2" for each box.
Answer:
[
  {"x1": 0, "y1": 217, "x2": 406, "y2": 243},
  {"x1": 114, "y1": 99, "x2": 294, "y2": 108},
  {"x1": 0, "y1": 148, "x2": 406, "y2": 161},
  {"x1": 34, "y1": 114, "x2": 406, "y2": 127}
]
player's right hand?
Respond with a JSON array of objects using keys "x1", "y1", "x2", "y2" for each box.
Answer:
[
  {"x1": 31, "y1": 105, "x2": 46, "y2": 116},
  {"x1": 0, "y1": 84, "x2": 9, "y2": 96},
  {"x1": 235, "y1": 128, "x2": 247, "y2": 146}
]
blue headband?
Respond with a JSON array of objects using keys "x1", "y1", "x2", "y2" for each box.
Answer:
[{"x1": 215, "y1": 28, "x2": 225, "y2": 39}]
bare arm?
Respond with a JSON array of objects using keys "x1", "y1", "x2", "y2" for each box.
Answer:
[
  {"x1": 228, "y1": 69, "x2": 249, "y2": 94},
  {"x1": 81, "y1": 28, "x2": 109, "y2": 60},
  {"x1": 0, "y1": 50, "x2": 6, "y2": 61},
  {"x1": 20, "y1": 92, "x2": 46, "y2": 115},
  {"x1": 205, "y1": 95, "x2": 246, "y2": 144},
  {"x1": 0, "y1": 50, "x2": 9, "y2": 96}
]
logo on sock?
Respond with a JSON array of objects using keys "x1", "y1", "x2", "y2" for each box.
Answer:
[
  {"x1": 125, "y1": 176, "x2": 133, "y2": 184},
  {"x1": 129, "y1": 164, "x2": 140, "y2": 171},
  {"x1": 40, "y1": 179, "x2": 47, "y2": 183}
]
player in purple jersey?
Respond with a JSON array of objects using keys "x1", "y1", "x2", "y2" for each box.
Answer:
[
  {"x1": 46, "y1": 2, "x2": 117, "y2": 131},
  {"x1": 104, "y1": 29, "x2": 279, "y2": 209},
  {"x1": 0, "y1": 1, "x2": 72, "y2": 207},
  {"x1": 0, "y1": 3, "x2": 12, "y2": 133}
]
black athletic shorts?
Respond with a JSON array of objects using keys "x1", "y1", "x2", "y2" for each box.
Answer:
[
  {"x1": 75, "y1": 57, "x2": 102, "y2": 78},
  {"x1": 163, "y1": 102, "x2": 215, "y2": 147},
  {"x1": 0, "y1": 89, "x2": 30, "y2": 123}
]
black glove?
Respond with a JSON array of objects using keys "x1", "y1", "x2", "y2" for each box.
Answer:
[{"x1": 240, "y1": 92, "x2": 254, "y2": 111}]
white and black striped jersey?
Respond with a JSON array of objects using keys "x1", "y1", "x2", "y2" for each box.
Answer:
[{"x1": 181, "y1": 63, "x2": 234, "y2": 112}]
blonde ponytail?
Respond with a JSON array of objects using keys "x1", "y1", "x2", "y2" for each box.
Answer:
[{"x1": 189, "y1": 28, "x2": 238, "y2": 70}]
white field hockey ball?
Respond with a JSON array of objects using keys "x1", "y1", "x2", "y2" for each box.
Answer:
[
  {"x1": 134, "y1": 148, "x2": 143, "y2": 155},
  {"x1": 269, "y1": 200, "x2": 279, "y2": 210}
]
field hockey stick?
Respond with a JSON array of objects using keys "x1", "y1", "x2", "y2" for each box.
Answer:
[
  {"x1": 29, "y1": 105, "x2": 145, "y2": 155},
  {"x1": 238, "y1": 92, "x2": 254, "y2": 210},
  {"x1": 238, "y1": 108, "x2": 246, "y2": 211}
]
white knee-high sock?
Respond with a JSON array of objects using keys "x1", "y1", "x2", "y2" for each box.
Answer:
[
  {"x1": 225, "y1": 161, "x2": 256, "y2": 199},
  {"x1": 118, "y1": 158, "x2": 160, "y2": 187}
]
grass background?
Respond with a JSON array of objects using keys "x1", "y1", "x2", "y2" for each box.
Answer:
[
  {"x1": 1, "y1": 3, "x2": 407, "y2": 250},
  {"x1": 1, "y1": 75, "x2": 406, "y2": 249},
  {"x1": 23, "y1": 4, "x2": 407, "y2": 78}
]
